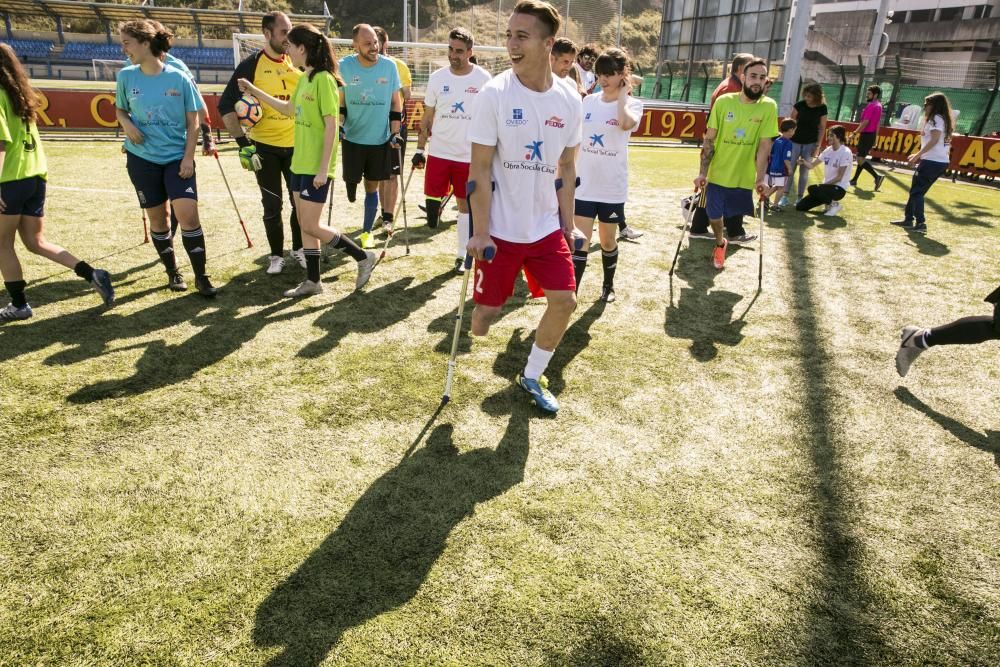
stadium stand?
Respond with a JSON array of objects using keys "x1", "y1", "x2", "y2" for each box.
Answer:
[
  {"x1": 61, "y1": 42, "x2": 124, "y2": 61},
  {"x1": 0, "y1": 38, "x2": 53, "y2": 59}
]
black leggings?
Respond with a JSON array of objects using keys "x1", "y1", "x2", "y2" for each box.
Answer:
[
  {"x1": 927, "y1": 311, "x2": 1000, "y2": 347},
  {"x1": 795, "y1": 184, "x2": 845, "y2": 211},
  {"x1": 255, "y1": 142, "x2": 302, "y2": 256}
]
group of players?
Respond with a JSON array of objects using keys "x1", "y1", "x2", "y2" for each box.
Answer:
[{"x1": 0, "y1": 1, "x2": 995, "y2": 408}]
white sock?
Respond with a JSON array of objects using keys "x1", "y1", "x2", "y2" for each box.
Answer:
[
  {"x1": 457, "y1": 212, "x2": 470, "y2": 259},
  {"x1": 523, "y1": 343, "x2": 554, "y2": 381}
]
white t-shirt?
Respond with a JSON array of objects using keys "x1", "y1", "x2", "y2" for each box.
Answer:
[
  {"x1": 467, "y1": 69, "x2": 583, "y2": 244},
  {"x1": 576, "y1": 93, "x2": 644, "y2": 203},
  {"x1": 921, "y1": 114, "x2": 951, "y2": 163},
  {"x1": 574, "y1": 63, "x2": 596, "y2": 92},
  {"x1": 820, "y1": 144, "x2": 854, "y2": 190},
  {"x1": 422, "y1": 65, "x2": 492, "y2": 162}
]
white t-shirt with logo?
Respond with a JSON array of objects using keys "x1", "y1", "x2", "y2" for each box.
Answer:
[
  {"x1": 574, "y1": 63, "x2": 596, "y2": 92},
  {"x1": 820, "y1": 144, "x2": 854, "y2": 190},
  {"x1": 423, "y1": 65, "x2": 492, "y2": 162},
  {"x1": 468, "y1": 70, "x2": 583, "y2": 244},
  {"x1": 921, "y1": 114, "x2": 951, "y2": 163},
  {"x1": 576, "y1": 93, "x2": 644, "y2": 204}
]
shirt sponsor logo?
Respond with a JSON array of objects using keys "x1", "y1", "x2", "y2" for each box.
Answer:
[
  {"x1": 131, "y1": 88, "x2": 141, "y2": 96},
  {"x1": 465, "y1": 86, "x2": 479, "y2": 93},
  {"x1": 377, "y1": 77, "x2": 388, "y2": 85},
  {"x1": 585, "y1": 112, "x2": 592, "y2": 121},
  {"x1": 524, "y1": 140, "x2": 543, "y2": 161},
  {"x1": 443, "y1": 85, "x2": 450, "y2": 92},
  {"x1": 506, "y1": 108, "x2": 528, "y2": 127},
  {"x1": 451, "y1": 101, "x2": 465, "y2": 113},
  {"x1": 725, "y1": 111, "x2": 735, "y2": 122},
  {"x1": 589, "y1": 133, "x2": 604, "y2": 147},
  {"x1": 351, "y1": 76, "x2": 361, "y2": 85},
  {"x1": 544, "y1": 116, "x2": 565, "y2": 128},
  {"x1": 606, "y1": 119, "x2": 619, "y2": 126}
]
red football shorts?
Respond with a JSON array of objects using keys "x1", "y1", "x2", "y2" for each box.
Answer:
[
  {"x1": 473, "y1": 230, "x2": 575, "y2": 307},
  {"x1": 424, "y1": 155, "x2": 469, "y2": 199}
]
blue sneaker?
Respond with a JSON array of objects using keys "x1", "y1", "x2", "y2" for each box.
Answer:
[
  {"x1": 0, "y1": 302, "x2": 33, "y2": 322},
  {"x1": 517, "y1": 373, "x2": 559, "y2": 413},
  {"x1": 91, "y1": 268, "x2": 115, "y2": 307}
]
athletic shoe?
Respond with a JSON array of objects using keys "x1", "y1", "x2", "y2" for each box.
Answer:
[
  {"x1": 896, "y1": 325, "x2": 926, "y2": 377},
  {"x1": 890, "y1": 219, "x2": 913, "y2": 227},
  {"x1": 795, "y1": 197, "x2": 803, "y2": 207},
  {"x1": 517, "y1": 373, "x2": 559, "y2": 414},
  {"x1": 618, "y1": 226, "x2": 643, "y2": 240},
  {"x1": 712, "y1": 238, "x2": 728, "y2": 270},
  {"x1": 911, "y1": 222, "x2": 927, "y2": 234},
  {"x1": 824, "y1": 202, "x2": 842, "y2": 216},
  {"x1": 168, "y1": 272, "x2": 187, "y2": 292},
  {"x1": 266, "y1": 255, "x2": 285, "y2": 275},
  {"x1": 874, "y1": 173, "x2": 886, "y2": 192},
  {"x1": 454, "y1": 257, "x2": 466, "y2": 275},
  {"x1": 355, "y1": 250, "x2": 376, "y2": 290},
  {"x1": 849, "y1": 179, "x2": 858, "y2": 187},
  {"x1": 777, "y1": 196, "x2": 790, "y2": 208},
  {"x1": 290, "y1": 248, "x2": 307, "y2": 269},
  {"x1": 360, "y1": 232, "x2": 375, "y2": 250},
  {"x1": 0, "y1": 302, "x2": 32, "y2": 322},
  {"x1": 195, "y1": 275, "x2": 218, "y2": 298},
  {"x1": 91, "y1": 269, "x2": 115, "y2": 307},
  {"x1": 688, "y1": 231, "x2": 716, "y2": 240},
  {"x1": 600, "y1": 285, "x2": 616, "y2": 303},
  {"x1": 283, "y1": 280, "x2": 323, "y2": 298},
  {"x1": 728, "y1": 233, "x2": 757, "y2": 245}
]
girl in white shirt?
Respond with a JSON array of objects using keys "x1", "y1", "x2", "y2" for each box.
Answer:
[
  {"x1": 794, "y1": 125, "x2": 852, "y2": 217},
  {"x1": 891, "y1": 92, "x2": 954, "y2": 235}
]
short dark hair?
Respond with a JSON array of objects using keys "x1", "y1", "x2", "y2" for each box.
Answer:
[
  {"x1": 552, "y1": 37, "x2": 577, "y2": 56},
  {"x1": 261, "y1": 11, "x2": 287, "y2": 34},
  {"x1": 373, "y1": 26, "x2": 389, "y2": 46},
  {"x1": 512, "y1": 0, "x2": 562, "y2": 38},
  {"x1": 594, "y1": 47, "x2": 629, "y2": 77},
  {"x1": 449, "y1": 27, "x2": 474, "y2": 49},
  {"x1": 742, "y1": 58, "x2": 768, "y2": 75},
  {"x1": 578, "y1": 43, "x2": 599, "y2": 59},
  {"x1": 731, "y1": 52, "x2": 754, "y2": 73},
  {"x1": 867, "y1": 85, "x2": 882, "y2": 99},
  {"x1": 828, "y1": 125, "x2": 846, "y2": 142},
  {"x1": 779, "y1": 118, "x2": 797, "y2": 132}
]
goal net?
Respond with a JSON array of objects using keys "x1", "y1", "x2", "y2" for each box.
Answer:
[
  {"x1": 92, "y1": 58, "x2": 126, "y2": 82},
  {"x1": 232, "y1": 34, "x2": 509, "y2": 95}
]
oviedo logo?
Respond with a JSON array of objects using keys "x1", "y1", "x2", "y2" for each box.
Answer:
[
  {"x1": 443, "y1": 85, "x2": 450, "y2": 92},
  {"x1": 506, "y1": 107, "x2": 527, "y2": 127},
  {"x1": 545, "y1": 116, "x2": 565, "y2": 128}
]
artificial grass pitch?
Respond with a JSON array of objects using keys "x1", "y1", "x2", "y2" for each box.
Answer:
[{"x1": 1, "y1": 143, "x2": 998, "y2": 665}]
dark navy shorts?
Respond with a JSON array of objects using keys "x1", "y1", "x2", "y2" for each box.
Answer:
[
  {"x1": 856, "y1": 132, "x2": 877, "y2": 158},
  {"x1": 125, "y1": 151, "x2": 198, "y2": 209},
  {"x1": 342, "y1": 139, "x2": 393, "y2": 184},
  {"x1": 0, "y1": 176, "x2": 46, "y2": 217},
  {"x1": 574, "y1": 199, "x2": 626, "y2": 224},
  {"x1": 290, "y1": 173, "x2": 331, "y2": 203},
  {"x1": 705, "y1": 183, "x2": 754, "y2": 220}
]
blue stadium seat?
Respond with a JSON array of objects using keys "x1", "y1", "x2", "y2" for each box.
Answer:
[
  {"x1": 62, "y1": 42, "x2": 126, "y2": 61},
  {"x1": 0, "y1": 38, "x2": 54, "y2": 59}
]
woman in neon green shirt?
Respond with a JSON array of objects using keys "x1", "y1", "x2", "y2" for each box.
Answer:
[
  {"x1": 240, "y1": 24, "x2": 376, "y2": 297},
  {"x1": 0, "y1": 44, "x2": 114, "y2": 321}
]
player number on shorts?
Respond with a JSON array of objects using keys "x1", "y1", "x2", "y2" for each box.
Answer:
[{"x1": 475, "y1": 269, "x2": 485, "y2": 294}]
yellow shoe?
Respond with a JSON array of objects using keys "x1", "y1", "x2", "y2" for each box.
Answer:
[{"x1": 360, "y1": 232, "x2": 375, "y2": 249}]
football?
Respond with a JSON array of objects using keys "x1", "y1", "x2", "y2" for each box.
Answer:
[{"x1": 234, "y1": 95, "x2": 263, "y2": 129}]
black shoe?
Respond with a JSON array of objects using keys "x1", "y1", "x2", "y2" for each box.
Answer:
[
  {"x1": 849, "y1": 179, "x2": 858, "y2": 187},
  {"x1": 600, "y1": 285, "x2": 616, "y2": 303},
  {"x1": 890, "y1": 219, "x2": 913, "y2": 227},
  {"x1": 195, "y1": 275, "x2": 218, "y2": 298},
  {"x1": 911, "y1": 222, "x2": 927, "y2": 235},
  {"x1": 168, "y1": 272, "x2": 187, "y2": 292},
  {"x1": 454, "y1": 257, "x2": 466, "y2": 274},
  {"x1": 874, "y1": 174, "x2": 885, "y2": 192}
]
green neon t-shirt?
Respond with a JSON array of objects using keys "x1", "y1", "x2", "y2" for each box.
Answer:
[
  {"x1": 706, "y1": 93, "x2": 778, "y2": 190},
  {"x1": 0, "y1": 88, "x2": 47, "y2": 183},
  {"x1": 290, "y1": 70, "x2": 339, "y2": 179}
]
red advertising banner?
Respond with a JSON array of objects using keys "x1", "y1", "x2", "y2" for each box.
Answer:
[{"x1": 36, "y1": 89, "x2": 1000, "y2": 177}]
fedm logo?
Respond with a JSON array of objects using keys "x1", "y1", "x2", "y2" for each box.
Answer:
[
  {"x1": 465, "y1": 86, "x2": 479, "y2": 93},
  {"x1": 606, "y1": 119, "x2": 619, "y2": 126},
  {"x1": 544, "y1": 116, "x2": 565, "y2": 128}
]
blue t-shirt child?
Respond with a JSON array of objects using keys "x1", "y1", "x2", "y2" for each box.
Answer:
[
  {"x1": 116, "y1": 64, "x2": 201, "y2": 164},
  {"x1": 338, "y1": 54, "x2": 401, "y2": 146},
  {"x1": 768, "y1": 136, "x2": 793, "y2": 177}
]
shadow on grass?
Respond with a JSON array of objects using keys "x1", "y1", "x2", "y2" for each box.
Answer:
[
  {"x1": 893, "y1": 387, "x2": 1000, "y2": 466},
  {"x1": 782, "y1": 223, "x2": 889, "y2": 661},
  {"x1": 664, "y1": 244, "x2": 747, "y2": 361},
  {"x1": 425, "y1": 272, "x2": 533, "y2": 355},
  {"x1": 15, "y1": 256, "x2": 161, "y2": 309},
  {"x1": 902, "y1": 229, "x2": 950, "y2": 257},
  {"x1": 544, "y1": 299, "x2": 605, "y2": 394},
  {"x1": 252, "y1": 405, "x2": 531, "y2": 666}
]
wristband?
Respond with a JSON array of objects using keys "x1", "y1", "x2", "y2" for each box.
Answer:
[
  {"x1": 236, "y1": 135, "x2": 251, "y2": 148},
  {"x1": 339, "y1": 107, "x2": 347, "y2": 117},
  {"x1": 389, "y1": 110, "x2": 403, "y2": 121}
]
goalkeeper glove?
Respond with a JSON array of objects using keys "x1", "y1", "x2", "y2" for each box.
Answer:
[{"x1": 239, "y1": 144, "x2": 262, "y2": 171}]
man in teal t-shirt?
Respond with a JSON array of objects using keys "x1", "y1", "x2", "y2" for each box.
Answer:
[
  {"x1": 693, "y1": 58, "x2": 777, "y2": 271},
  {"x1": 338, "y1": 23, "x2": 403, "y2": 249}
]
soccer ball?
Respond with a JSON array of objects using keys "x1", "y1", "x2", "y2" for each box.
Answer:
[{"x1": 234, "y1": 95, "x2": 263, "y2": 129}]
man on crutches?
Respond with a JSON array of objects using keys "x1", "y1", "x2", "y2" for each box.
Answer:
[{"x1": 692, "y1": 57, "x2": 776, "y2": 272}]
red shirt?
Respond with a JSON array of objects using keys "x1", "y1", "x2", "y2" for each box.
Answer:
[{"x1": 710, "y1": 76, "x2": 743, "y2": 108}]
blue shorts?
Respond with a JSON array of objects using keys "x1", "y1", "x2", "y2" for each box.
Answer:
[
  {"x1": 574, "y1": 199, "x2": 625, "y2": 224},
  {"x1": 290, "y1": 173, "x2": 331, "y2": 203},
  {"x1": 0, "y1": 176, "x2": 46, "y2": 217},
  {"x1": 705, "y1": 183, "x2": 754, "y2": 220},
  {"x1": 125, "y1": 151, "x2": 198, "y2": 209}
]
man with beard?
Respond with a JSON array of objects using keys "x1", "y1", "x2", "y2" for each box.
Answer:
[{"x1": 693, "y1": 58, "x2": 777, "y2": 270}]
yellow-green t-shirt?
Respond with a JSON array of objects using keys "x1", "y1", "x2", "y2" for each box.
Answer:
[
  {"x1": 707, "y1": 93, "x2": 778, "y2": 190},
  {"x1": 0, "y1": 88, "x2": 46, "y2": 183},
  {"x1": 290, "y1": 71, "x2": 339, "y2": 179}
]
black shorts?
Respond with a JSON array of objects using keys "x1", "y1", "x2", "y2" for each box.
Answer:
[
  {"x1": 0, "y1": 176, "x2": 46, "y2": 217},
  {"x1": 389, "y1": 126, "x2": 408, "y2": 176},
  {"x1": 290, "y1": 173, "x2": 331, "y2": 203},
  {"x1": 125, "y1": 151, "x2": 197, "y2": 208},
  {"x1": 574, "y1": 199, "x2": 625, "y2": 224},
  {"x1": 857, "y1": 132, "x2": 877, "y2": 158},
  {"x1": 341, "y1": 139, "x2": 393, "y2": 184}
]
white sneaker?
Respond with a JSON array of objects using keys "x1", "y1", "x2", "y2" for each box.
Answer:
[
  {"x1": 895, "y1": 325, "x2": 926, "y2": 377},
  {"x1": 618, "y1": 226, "x2": 643, "y2": 240},
  {"x1": 283, "y1": 280, "x2": 323, "y2": 298},
  {"x1": 266, "y1": 255, "x2": 285, "y2": 275},
  {"x1": 355, "y1": 250, "x2": 376, "y2": 290},
  {"x1": 290, "y1": 248, "x2": 307, "y2": 269},
  {"x1": 824, "y1": 202, "x2": 842, "y2": 216},
  {"x1": 0, "y1": 302, "x2": 33, "y2": 322}
]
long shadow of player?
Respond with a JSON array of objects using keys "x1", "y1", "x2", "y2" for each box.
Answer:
[
  {"x1": 543, "y1": 299, "x2": 605, "y2": 394},
  {"x1": 424, "y1": 272, "x2": 534, "y2": 355},
  {"x1": 894, "y1": 387, "x2": 999, "y2": 466},
  {"x1": 66, "y1": 272, "x2": 324, "y2": 402},
  {"x1": 252, "y1": 410, "x2": 530, "y2": 666},
  {"x1": 18, "y1": 256, "x2": 162, "y2": 309},
  {"x1": 297, "y1": 270, "x2": 453, "y2": 359},
  {"x1": 664, "y1": 245, "x2": 747, "y2": 362}
]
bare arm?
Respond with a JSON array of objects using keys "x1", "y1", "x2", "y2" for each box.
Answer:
[
  {"x1": 467, "y1": 142, "x2": 496, "y2": 260},
  {"x1": 237, "y1": 78, "x2": 294, "y2": 117},
  {"x1": 315, "y1": 115, "x2": 337, "y2": 188},
  {"x1": 417, "y1": 105, "x2": 435, "y2": 149},
  {"x1": 617, "y1": 78, "x2": 640, "y2": 131},
  {"x1": 116, "y1": 107, "x2": 144, "y2": 144},
  {"x1": 695, "y1": 127, "x2": 717, "y2": 187},
  {"x1": 756, "y1": 137, "x2": 773, "y2": 187},
  {"x1": 222, "y1": 112, "x2": 245, "y2": 141},
  {"x1": 179, "y1": 110, "x2": 198, "y2": 178},
  {"x1": 390, "y1": 90, "x2": 402, "y2": 136},
  {"x1": 815, "y1": 115, "x2": 828, "y2": 157},
  {"x1": 557, "y1": 146, "x2": 577, "y2": 235}
]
